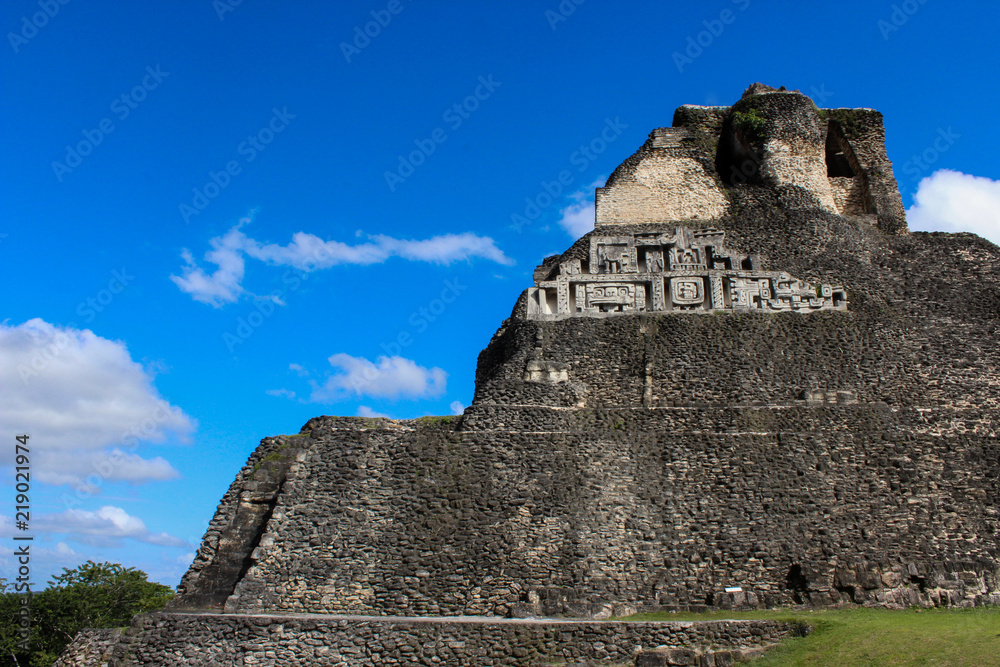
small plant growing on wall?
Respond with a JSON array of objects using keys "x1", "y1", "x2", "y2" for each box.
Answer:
[{"x1": 732, "y1": 108, "x2": 768, "y2": 145}]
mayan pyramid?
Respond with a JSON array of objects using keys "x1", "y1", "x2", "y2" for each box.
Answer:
[{"x1": 57, "y1": 83, "x2": 1000, "y2": 665}]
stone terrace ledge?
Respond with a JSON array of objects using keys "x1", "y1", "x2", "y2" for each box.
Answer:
[{"x1": 87, "y1": 611, "x2": 803, "y2": 666}]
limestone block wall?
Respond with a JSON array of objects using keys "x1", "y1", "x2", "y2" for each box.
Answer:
[
  {"x1": 825, "y1": 108, "x2": 908, "y2": 234},
  {"x1": 52, "y1": 628, "x2": 123, "y2": 667},
  {"x1": 828, "y1": 176, "x2": 867, "y2": 215},
  {"x1": 96, "y1": 613, "x2": 799, "y2": 666},
  {"x1": 485, "y1": 216, "x2": 1000, "y2": 412},
  {"x1": 595, "y1": 128, "x2": 729, "y2": 225}
]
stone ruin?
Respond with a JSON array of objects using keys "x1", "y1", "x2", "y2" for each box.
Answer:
[{"x1": 61, "y1": 83, "x2": 1000, "y2": 665}]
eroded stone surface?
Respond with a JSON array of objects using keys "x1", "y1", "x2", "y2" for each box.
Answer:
[
  {"x1": 68, "y1": 613, "x2": 797, "y2": 666},
  {"x1": 596, "y1": 84, "x2": 907, "y2": 235}
]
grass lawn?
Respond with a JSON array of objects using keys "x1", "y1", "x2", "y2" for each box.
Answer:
[{"x1": 624, "y1": 607, "x2": 1000, "y2": 666}]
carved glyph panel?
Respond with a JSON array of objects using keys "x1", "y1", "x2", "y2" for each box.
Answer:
[{"x1": 526, "y1": 227, "x2": 847, "y2": 319}]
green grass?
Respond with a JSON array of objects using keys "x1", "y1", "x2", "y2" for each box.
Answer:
[{"x1": 625, "y1": 607, "x2": 1000, "y2": 666}]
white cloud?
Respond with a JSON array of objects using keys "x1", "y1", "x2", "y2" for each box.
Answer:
[
  {"x1": 449, "y1": 400, "x2": 465, "y2": 415},
  {"x1": 0, "y1": 319, "x2": 194, "y2": 486},
  {"x1": 29, "y1": 506, "x2": 189, "y2": 548},
  {"x1": 310, "y1": 354, "x2": 446, "y2": 402},
  {"x1": 357, "y1": 405, "x2": 391, "y2": 418},
  {"x1": 172, "y1": 216, "x2": 513, "y2": 307},
  {"x1": 265, "y1": 388, "x2": 297, "y2": 400},
  {"x1": 559, "y1": 200, "x2": 595, "y2": 238},
  {"x1": 288, "y1": 363, "x2": 309, "y2": 377},
  {"x1": 0, "y1": 540, "x2": 79, "y2": 578},
  {"x1": 557, "y1": 178, "x2": 605, "y2": 238},
  {"x1": 907, "y1": 170, "x2": 1000, "y2": 245}
]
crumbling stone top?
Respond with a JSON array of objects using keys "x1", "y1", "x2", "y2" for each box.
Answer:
[{"x1": 595, "y1": 83, "x2": 907, "y2": 234}]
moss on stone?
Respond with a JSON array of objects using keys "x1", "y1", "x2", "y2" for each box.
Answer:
[{"x1": 251, "y1": 444, "x2": 291, "y2": 475}]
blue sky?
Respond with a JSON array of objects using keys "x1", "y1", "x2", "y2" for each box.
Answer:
[{"x1": 2, "y1": 0, "x2": 999, "y2": 588}]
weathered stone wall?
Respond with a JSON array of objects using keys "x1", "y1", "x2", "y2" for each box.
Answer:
[
  {"x1": 824, "y1": 107, "x2": 908, "y2": 234},
  {"x1": 200, "y1": 407, "x2": 998, "y2": 617},
  {"x1": 478, "y1": 230, "x2": 1000, "y2": 413},
  {"x1": 595, "y1": 128, "x2": 730, "y2": 224},
  {"x1": 97, "y1": 613, "x2": 798, "y2": 666},
  {"x1": 595, "y1": 86, "x2": 908, "y2": 236},
  {"x1": 828, "y1": 176, "x2": 866, "y2": 215},
  {"x1": 730, "y1": 91, "x2": 838, "y2": 213},
  {"x1": 53, "y1": 628, "x2": 124, "y2": 666}
]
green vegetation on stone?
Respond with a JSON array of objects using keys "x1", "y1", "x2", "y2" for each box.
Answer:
[
  {"x1": 824, "y1": 108, "x2": 865, "y2": 138},
  {"x1": 625, "y1": 607, "x2": 1000, "y2": 666},
  {"x1": 251, "y1": 443, "x2": 291, "y2": 475},
  {"x1": 732, "y1": 108, "x2": 768, "y2": 144},
  {"x1": 416, "y1": 415, "x2": 459, "y2": 426}
]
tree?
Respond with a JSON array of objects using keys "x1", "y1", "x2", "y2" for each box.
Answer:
[{"x1": 0, "y1": 561, "x2": 173, "y2": 667}]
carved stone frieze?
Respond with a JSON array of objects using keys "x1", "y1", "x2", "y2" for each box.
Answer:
[{"x1": 527, "y1": 227, "x2": 847, "y2": 318}]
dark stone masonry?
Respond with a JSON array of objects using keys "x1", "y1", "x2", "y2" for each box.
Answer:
[
  {"x1": 61, "y1": 83, "x2": 999, "y2": 665},
  {"x1": 62, "y1": 614, "x2": 801, "y2": 666}
]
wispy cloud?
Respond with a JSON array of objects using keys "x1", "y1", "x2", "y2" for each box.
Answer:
[
  {"x1": 357, "y1": 405, "x2": 391, "y2": 418},
  {"x1": 28, "y1": 506, "x2": 189, "y2": 549},
  {"x1": 265, "y1": 388, "x2": 297, "y2": 400},
  {"x1": 309, "y1": 354, "x2": 446, "y2": 402},
  {"x1": 0, "y1": 319, "x2": 193, "y2": 486},
  {"x1": 172, "y1": 215, "x2": 513, "y2": 307},
  {"x1": 907, "y1": 170, "x2": 1000, "y2": 245},
  {"x1": 449, "y1": 400, "x2": 465, "y2": 415},
  {"x1": 557, "y1": 178, "x2": 604, "y2": 238}
]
